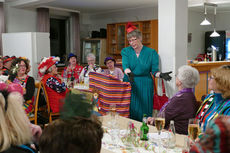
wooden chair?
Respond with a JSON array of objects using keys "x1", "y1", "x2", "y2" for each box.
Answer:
[
  {"x1": 41, "y1": 82, "x2": 60, "y2": 123},
  {"x1": 29, "y1": 82, "x2": 41, "y2": 125}
]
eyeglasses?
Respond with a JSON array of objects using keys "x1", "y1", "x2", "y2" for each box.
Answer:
[
  {"x1": 88, "y1": 60, "x2": 95, "y2": 62},
  {"x1": 128, "y1": 38, "x2": 137, "y2": 43},
  {"x1": 19, "y1": 65, "x2": 26, "y2": 68}
]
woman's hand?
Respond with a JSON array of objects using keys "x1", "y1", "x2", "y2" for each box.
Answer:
[
  {"x1": 67, "y1": 66, "x2": 72, "y2": 72},
  {"x1": 147, "y1": 117, "x2": 155, "y2": 125},
  {"x1": 89, "y1": 64, "x2": 94, "y2": 70},
  {"x1": 124, "y1": 68, "x2": 131, "y2": 75},
  {"x1": 57, "y1": 74, "x2": 63, "y2": 82}
]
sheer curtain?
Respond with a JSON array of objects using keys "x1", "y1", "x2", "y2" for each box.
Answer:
[
  {"x1": 37, "y1": 8, "x2": 50, "y2": 32},
  {"x1": 0, "y1": 2, "x2": 5, "y2": 55}
]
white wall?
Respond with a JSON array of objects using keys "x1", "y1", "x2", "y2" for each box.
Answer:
[
  {"x1": 4, "y1": 3, "x2": 37, "y2": 32},
  {"x1": 80, "y1": 6, "x2": 158, "y2": 38},
  {"x1": 187, "y1": 10, "x2": 206, "y2": 60},
  {"x1": 216, "y1": 12, "x2": 230, "y2": 31},
  {"x1": 5, "y1": 4, "x2": 230, "y2": 61}
]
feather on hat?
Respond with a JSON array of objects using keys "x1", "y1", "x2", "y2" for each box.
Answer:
[{"x1": 38, "y1": 57, "x2": 60, "y2": 77}]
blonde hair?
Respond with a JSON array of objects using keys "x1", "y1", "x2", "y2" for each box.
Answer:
[
  {"x1": 211, "y1": 65, "x2": 230, "y2": 99},
  {"x1": 0, "y1": 92, "x2": 32, "y2": 151}
]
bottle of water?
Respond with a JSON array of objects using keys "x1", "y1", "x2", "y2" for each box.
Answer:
[{"x1": 168, "y1": 120, "x2": 176, "y2": 148}]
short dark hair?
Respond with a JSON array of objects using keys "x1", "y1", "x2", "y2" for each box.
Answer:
[{"x1": 39, "y1": 116, "x2": 104, "y2": 153}]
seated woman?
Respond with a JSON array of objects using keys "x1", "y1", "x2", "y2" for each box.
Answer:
[
  {"x1": 147, "y1": 65, "x2": 200, "y2": 135},
  {"x1": 2, "y1": 56, "x2": 15, "y2": 76},
  {"x1": 103, "y1": 57, "x2": 124, "y2": 80},
  {"x1": 61, "y1": 53, "x2": 83, "y2": 83},
  {"x1": 79, "y1": 53, "x2": 102, "y2": 85},
  {"x1": 38, "y1": 57, "x2": 67, "y2": 113},
  {"x1": 8, "y1": 57, "x2": 35, "y2": 116},
  {"x1": 190, "y1": 115, "x2": 230, "y2": 153},
  {"x1": 196, "y1": 65, "x2": 230, "y2": 132},
  {"x1": 0, "y1": 83, "x2": 42, "y2": 153}
]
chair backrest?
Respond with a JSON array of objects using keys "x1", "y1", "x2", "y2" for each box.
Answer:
[
  {"x1": 41, "y1": 82, "x2": 51, "y2": 115},
  {"x1": 29, "y1": 82, "x2": 41, "y2": 124}
]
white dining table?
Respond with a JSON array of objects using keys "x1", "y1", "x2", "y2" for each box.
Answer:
[{"x1": 100, "y1": 115, "x2": 187, "y2": 153}]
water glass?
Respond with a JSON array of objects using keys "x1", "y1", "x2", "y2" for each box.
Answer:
[{"x1": 182, "y1": 136, "x2": 190, "y2": 153}]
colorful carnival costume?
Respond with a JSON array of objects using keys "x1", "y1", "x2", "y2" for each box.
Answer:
[
  {"x1": 61, "y1": 65, "x2": 83, "y2": 83},
  {"x1": 190, "y1": 115, "x2": 230, "y2": 153},
  {"x1": 79, "y1": 64, "x2": 102, "y2": 84},
  {"x1": 42, "y1": 74, "x2": 67, "y2": 113},
  {"x1": 12, "y1": 76, "x2": 35, "y2": 116},
  {"x1": 196, "y1": 93, "x2": 230, "y2": 132}
]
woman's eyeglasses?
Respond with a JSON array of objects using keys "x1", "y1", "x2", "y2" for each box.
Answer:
[{"x1": 128, "y1": 38, "x2": 137, "y2": 43}]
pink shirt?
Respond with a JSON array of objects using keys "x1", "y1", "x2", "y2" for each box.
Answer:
[{"x1": 103, "y1": 67, "x2": 124, "y2": 80}]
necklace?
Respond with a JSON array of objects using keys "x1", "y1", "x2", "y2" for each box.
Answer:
[{"x1": 135, "y1": 51, "x2": 140, "y2": 54}]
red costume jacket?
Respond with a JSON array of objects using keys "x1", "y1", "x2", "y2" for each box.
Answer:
[{"x1": 42, "y1": 74, "x2": 67, "y2": 113}]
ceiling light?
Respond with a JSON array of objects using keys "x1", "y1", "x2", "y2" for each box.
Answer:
[
  {"x1": 200, "y1": 18, "x2": 211, "y2": 25},
  {"x1": 210, "y1": 6, "x2": 220, "y2": 37},
  {"x1": 200, "y1": 5, "x2": 211, "y2": 26},
  {"x1": 210, "y1": 29, "x2": 220, "y2": 37}
]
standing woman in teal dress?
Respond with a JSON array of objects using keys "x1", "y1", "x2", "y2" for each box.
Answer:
[{"x1": 121, "y1": 22, "x2": 172, "y2": 121}]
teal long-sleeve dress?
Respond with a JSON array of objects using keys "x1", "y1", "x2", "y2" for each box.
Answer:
[{"x1": 121, "y1": 46, "x2": 159, "y2": 121}]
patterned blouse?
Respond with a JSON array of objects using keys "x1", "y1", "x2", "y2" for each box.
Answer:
[{"x1": 46, "y1": 77, "x2": 66, "y2": 93}]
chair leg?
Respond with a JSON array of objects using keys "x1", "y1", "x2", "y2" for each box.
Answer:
[{"x1": 49, "y1": 115, "x2": 52, "y2": 123}]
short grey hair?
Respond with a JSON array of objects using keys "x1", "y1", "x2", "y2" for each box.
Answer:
[
  {"x1": 87, "y1": 53, "x2": 96, "y2": 60},
  {"x1": 127, "y1": 29, "x2": 142, "y2": 40},
  {"x1": 177, "y1": 65, "x2": 200, "y2": 88}
]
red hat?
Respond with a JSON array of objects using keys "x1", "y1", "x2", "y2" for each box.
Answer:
[
  {"x1": 38, "y1": 57, "x2": 60, "y2": 77},
  {"x1": 3, "y1": 56, "x2": 16, "y2": 64},
  {"x1": 126, "y1": 22, "x2": 137, "y2": 33}
]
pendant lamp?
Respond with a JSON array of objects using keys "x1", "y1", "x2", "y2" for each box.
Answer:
[
  {"x1": 210, "y1": 6, "x2": 220, "y2": 37},
  {"x1": 200, "y1": 4, "x2": 211, "y2": 25}
]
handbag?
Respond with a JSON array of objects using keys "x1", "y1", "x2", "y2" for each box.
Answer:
[{"x1": 153, "y1": 78, "x2": 169, "y2": 110}]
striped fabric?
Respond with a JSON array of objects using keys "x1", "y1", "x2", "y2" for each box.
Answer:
[
  {"x1": 190, "y1": 115, "x2": 230, "y2": 153},
  {"x1": 89, "y1": 72, "x2": 131, "y2": 117}
]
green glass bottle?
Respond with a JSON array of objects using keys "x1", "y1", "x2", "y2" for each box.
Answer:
[{"x1": 140, "y1": 114, "x2": 149, "y2": 141}]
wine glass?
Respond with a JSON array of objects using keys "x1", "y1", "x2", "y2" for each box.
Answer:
[
  {"x1": 107, "y1": 104, "x2": 117, "y2": 128},
  {"x1": 188, "y1": 118, "x2": 200, "y2": 142},
  {"x1": 110, "y1": 104, "x2": 116, "y2": 123},
  {"x1": 154, "y1": 111, "x2": 165, "y2": 153},
  {"x1": 155, "y1": 111, "x2": 165, "y2": 136}
]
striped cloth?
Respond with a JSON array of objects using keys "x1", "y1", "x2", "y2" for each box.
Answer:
[
  {"x1": 89, "y1": 72, "x2": 131, "y2": 117},
  {"x1": 190, "y1": 115, "x2": 230, "y2": 153}
]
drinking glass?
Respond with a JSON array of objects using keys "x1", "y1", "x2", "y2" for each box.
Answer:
[
  {"x1": 188, "y1": 118, "x2": 200, "y2": 142},
  {"x1": 218, "y1": 54, "x2": 222, "y2": 61},
  {"x1": 154, "y1": 111, "x2": 165, "y2": 153},
  {"x1": 155, "y1": 111, "x2": 165, "y2": 136},
  {"x1": 182, "y1": 136, "x2": 190, "y2": 153},
  {"x1": 110, "y1": 104, "x2": 116, "y2": 122},
  {"x1": 107, "y1": 104, "x2": 117, "y2": 128}
]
